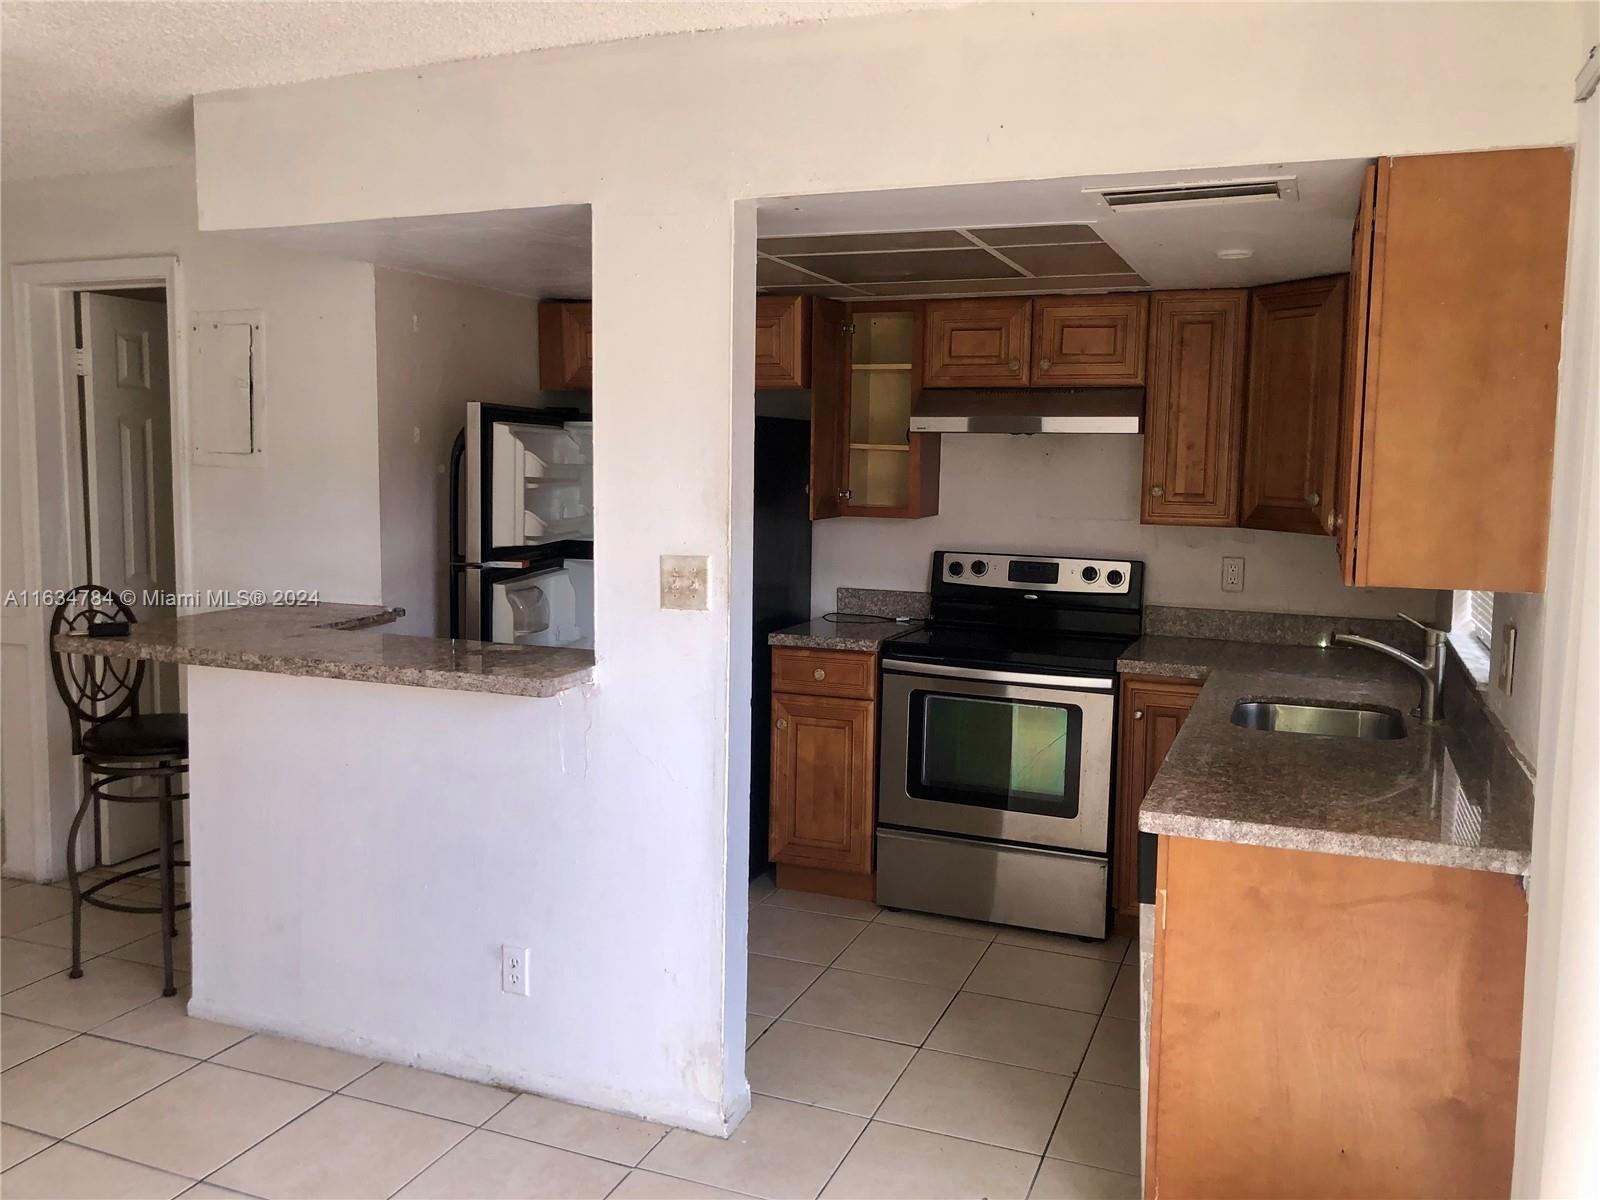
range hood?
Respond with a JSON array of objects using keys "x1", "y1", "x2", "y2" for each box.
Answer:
[{"x1": 909, "y1": 388, "x2": 1144, "y2": 435}]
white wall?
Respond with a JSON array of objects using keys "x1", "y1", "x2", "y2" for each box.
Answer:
[
  {"x1": 185, "y1": 0, "x2": 1583, "y2": 1134},
  {"x1": 812, "y1": 434, "x2": 1437, "y2": 617},
  {"x1": 373, "y1": 268, "x2": 544, "y2": 637}
]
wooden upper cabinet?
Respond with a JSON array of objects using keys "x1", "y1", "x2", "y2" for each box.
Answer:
[
  {"x1": 1341, "y1": 148, "x2": 1572, "y2": 592},
  {"x1": 1336, "y1": 164, "x2": 1378, "y2": 576},
  {"x1": 1142, "y1": 291, "x2": 1248, "y2": 526},
  {"x1": 1032, "y1": 294, "x2": 1149, "y2": 386},
  {"x1": 537, "y1": 301, "x2": 592, "y2": 391},
  {"x1": 755, "y1": 295, "x2": 811, "y2": 389},
  {"x1": 924, "y1": 298, "x2": 1031, "y2": 387},
  {"x1": 1114, "y1": 676, "x2": 1200, "y2": 922},
  {"x1": 1240, "y1": 276, "x2": 1348, "y2": 536},
  {"x1": 841, "y1": 302, "x2": 939, "y2": 519}
]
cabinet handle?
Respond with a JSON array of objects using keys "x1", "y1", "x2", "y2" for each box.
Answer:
[
  {"x1": 1150, "y1": 485, "x2": 1165, "y2": 498},
  {"x1": 1134, "y1": 710, "x2": 1145, "y2": 720},
  {"x1": 812, "y1": 668, "x2": 827, "y2": 681},
  {"x1": 775, "y1": 718, "x2": 788, "y2": 731},
  {"x1": 1307, "y1": 491, "x2": 1321, "y2": 507},
  {"x1": 1039, "y1": 358, "x2": 1052, "y2": 370},
  {"x1": 1008, "y1": 358, "x2": 1020, "y2": 371}
]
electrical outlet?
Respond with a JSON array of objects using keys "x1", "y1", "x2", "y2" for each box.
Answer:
[
  {"x1": 1497, "y1": 624, "x2": 1517, "y2": 696},
  {"x1": 1221, "y1": 556, "x2": 1245, "y2": 593},
  {"x1": 660, "y1": 555, "x2": 709, "y2": 611},
  {"x1": 501, "y1": 945, "x2": 530, "y2": 997}
]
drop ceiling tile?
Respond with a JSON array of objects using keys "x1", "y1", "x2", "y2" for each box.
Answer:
[
  {"x1": 757, "y1": 257, "x2": 833, "y2": 287},
  {"x1": 1001, "y1": 242, "x2": 1135, "y2": 276},
  {"x1": 759, "y1": 230, "x2": 971, "y2": 256},
  {"x1": 759, "y1": 284, "x2": 867, "y2": 299},
  {"x1": 970, "y1": 223, "x2": 1103, "y2": 247},
  {"x1": 793, "y1": 248, "x2": 1020, "y2": 285},
  {"x1": 854, "y1": 273, "x2": 1147, "y2": 298}
]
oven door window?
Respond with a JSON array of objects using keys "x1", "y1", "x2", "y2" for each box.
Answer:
[{"x1": 908, "y1": 690, "x2": 1083, "y2": 818}]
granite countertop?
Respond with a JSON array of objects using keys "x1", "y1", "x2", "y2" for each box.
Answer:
[
  {"x1": 53, "y1": 603, "x2": 594, "y2": 698},
  {"x1": 768, "y1": 615, "x2": 919, "y2": 653},
  {"x1": 1124, "y1": 637, "x2": 1534, "y2": 875}
]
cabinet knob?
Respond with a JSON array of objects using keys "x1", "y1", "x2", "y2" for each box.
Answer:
[
  {"x1": 838, "y1": 488, "x2": 852, "y2": 501},
  {"x1": 775, "y1": 718, "x2": 788, "y2": 731},
  {"x1": 1008, "y1": 358, "x2": 1020, "y2": 371},
  {"x1": 1333, "y1": 511, "x2": 1345, "y2": 531},
  {"x1": 812, "y1": 668, "x2": 827, "y2": 681},
  {"x1": 1150, "y1": 485, "x2": 1165, "y2": 498},
  {"x1": 1307, "y1": 491, "x2": 1321, "y2": 507},
  {"x1": 1134, "y1": 710, "x2": 1145, "y2": 720},
  {"x1": 1039, "y1": 358, "x2": 1052, "y2": 370}
]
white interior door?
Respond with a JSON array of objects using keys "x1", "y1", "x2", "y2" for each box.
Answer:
[{"x1": 81, "y1": 293, "x2": 179, "y2": 864}]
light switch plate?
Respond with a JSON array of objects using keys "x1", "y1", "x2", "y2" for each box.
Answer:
[{"x1": 660, "y1": 555, "x2": 709, "y2": 611}]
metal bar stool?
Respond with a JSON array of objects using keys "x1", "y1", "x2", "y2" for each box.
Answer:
[{"x1": 49, "y1": 585, "x2": 189, "y2": 997}]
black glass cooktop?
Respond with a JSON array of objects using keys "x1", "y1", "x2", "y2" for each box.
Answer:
[{"x1": 882, "y1": 624, "x2": 1135, "y2": 676}]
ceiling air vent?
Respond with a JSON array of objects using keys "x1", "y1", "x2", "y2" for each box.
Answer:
[{"x1": 1086, "y1": 177, "x2": 1299, "y2": 211}]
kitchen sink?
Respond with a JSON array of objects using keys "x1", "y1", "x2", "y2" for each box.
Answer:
[{"x1": 1230, "y1": 700, "x2": 1406, "y2": 740}]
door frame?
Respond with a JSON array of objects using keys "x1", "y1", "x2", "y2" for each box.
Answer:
[{"x1": 5, "y1": 256, "x2": 191, "y2": 881}]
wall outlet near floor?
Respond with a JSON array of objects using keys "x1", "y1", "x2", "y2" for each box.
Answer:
[
  {"x1": 1497, "y1": 624, "x2": 1517, "y2": 696},
  {"x1": 660, "y1": 555, "x2": 709, "y2": 611},
  {"x1": 501, "y1": 945, "x2": 530, "y2": 996},
  {"x1": 1221, "y1": 556, "x2": 1246, "y2": 593}
]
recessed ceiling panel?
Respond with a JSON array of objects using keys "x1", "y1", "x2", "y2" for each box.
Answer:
[
  {"x1": 759, "y1": 230, "x2": 973, "y2": 255},
  {"x1": 798, "y1": 248, "x2": 1020, "y2": 285},
  {"x1": 971, "y1": 224, "x2": 1102, "y2": 247},
  {"x1": 757, "y1": 283, "x2": 866, "y2": 298},
  {"x1": 855, "y1": 273, "x2": 1147, "y2": 297},
  {"x1": 757, "y1": 257, "x2": 831, "y2": 287},
  {"x1": 1000, "y1": 242, "x2": 1134, "y2": 276}
]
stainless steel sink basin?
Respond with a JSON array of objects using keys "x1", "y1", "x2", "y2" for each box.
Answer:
[{"x1": 1230, "y1": 700, "x2": 1406, "y2": 740}]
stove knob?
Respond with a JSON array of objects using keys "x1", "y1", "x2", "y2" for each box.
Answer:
[
  {"x1": 970, "y1": 560, "x2": 988, "y2": 577},
  {"x1": 948, "y1": 561, "x2": 964, "y2": 578},
  {"x1": 1080, "y1": 565, "x2": 1100, "y2": 584},
  {"x1": 1106, "y1": 568, "x2": 1125, "y2": 588}
]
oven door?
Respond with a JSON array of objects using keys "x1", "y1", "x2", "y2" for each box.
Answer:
[{"x1": 879, "y1": 661, "x2": 1114, "y2": 853}]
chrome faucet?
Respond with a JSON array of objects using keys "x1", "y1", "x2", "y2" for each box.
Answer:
[{"x1": 1332, "y1": 613, "x2": 1448, "y2": 723}]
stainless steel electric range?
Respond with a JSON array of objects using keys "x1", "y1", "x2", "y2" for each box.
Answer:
[{"x1": 877, "y1": 549, "x2": 1143, "y2": 940}]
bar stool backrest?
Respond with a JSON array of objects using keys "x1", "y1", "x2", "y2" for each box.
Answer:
[{"x1": 49, "y1": 585, "x2": 145, "y2": 755}]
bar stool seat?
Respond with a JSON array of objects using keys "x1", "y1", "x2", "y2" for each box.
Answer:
[{"x1": 81, "y1": 714, "x2": 188, "y2": 758}]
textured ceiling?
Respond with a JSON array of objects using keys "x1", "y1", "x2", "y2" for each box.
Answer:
[{"x1": 0, "y1": 0, "x2": 942, "y2": 180}]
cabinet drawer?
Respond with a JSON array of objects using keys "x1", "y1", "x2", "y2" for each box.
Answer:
[{"x1": 771, "y1": 647, "x2": 877, "y2": 699}]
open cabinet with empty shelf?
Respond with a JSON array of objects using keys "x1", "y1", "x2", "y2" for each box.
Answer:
[{"x1": 839, "y1": 303, "x2": 939, "y2": 518}]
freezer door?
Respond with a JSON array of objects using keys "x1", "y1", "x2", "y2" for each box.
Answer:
[{"x1": 488, "y1": 560, "x2": 594, "y2": 648}]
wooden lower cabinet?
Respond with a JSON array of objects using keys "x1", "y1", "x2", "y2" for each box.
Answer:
[
  {"x1": 1147, "y1": 836, "x2": 1526, "y2": 1198},
  {"x1": 768, "y1": 648, "x2": 877, "y2": 897},
  {"x1": 1113, "y1": 677, "x2": 1200, "y2": 923}
]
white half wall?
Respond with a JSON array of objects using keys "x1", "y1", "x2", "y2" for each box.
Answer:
[{"x1": 811, "y1": 434, "x2": 1439, "y2": 617}]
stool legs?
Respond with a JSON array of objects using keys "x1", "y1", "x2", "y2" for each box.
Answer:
[
  {"x1": 158, "y1": 785, "x2": 177, "y2": 998},
  {"x1": 66, "y1": 759, "x2": 94, "y2": 979}
]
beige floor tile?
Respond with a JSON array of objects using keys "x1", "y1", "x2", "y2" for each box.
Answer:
[
  {"x1": 1, "y1": 1015, "x2": 76, "y2": 1069},
  {"x1": 1029, "y1": 1156, "x2": 1140, "y2": 1199},
  {"x1": 106, "y1": 932, "x2": 192, "y2": 974},
  {"x1": 1104, "y1": 965, "x2": 1138, "y2": 1021},
  {"x1": 212, "y1": 1033, "x2": 376, "y2": 1090},
  {"x1": 747, "y1": 955, "x2": 823, "y2": 1017},
  {"x1": 211, "y1": 1095, "x2": 470, "y2": 1199},
  {"x1": 876, "y1": 1049, "x2": 1071, "y2": 1154},
  {"x1": 13, "y1": 908, "x2": 166, "y2": 957},
  {"x1": 964, "y1": 945, "x2": 1118, "y2": 1015},
  {"x1": 609, "y1": 1169, "x2": 753, "y2": 1198},
  {"x1": 1, "y1": 885, "x2": 73, "y2": 935},
  {"x1": 1, "y1": 956, "x2": 171, "y2": 1031},
  {"x1": 762, "y1": 890, "x2": 881, "y2": 921},
  {"x1": 3, "y1": 938, "x2": 72, "y2": 993},
  {"x1": 748, "y1": 907, "x2": 867, "y2": 966},
  {"x1": 747, "y1": 1012, "x2": 774, "y2": 1048},
  {"x1": 0, "y1": 1141, "x2": 192, "y2": 1199},
  {"x1": 639, "y1": 1095, "x2": 864, "y2": 1200},
  {"x1": 1045, "y1": 1080, "x2": 1139, "y2": 1175},
  {"x1": 2, "y1": 1123, "x2": 54, "y2": 1170},
  {"x1": 747, "y1": 1021, "x2": 914, "y2": 1117},
  {"x1": 748, "y1": 873, "x2": 776, "y2": 906},
  {"x1": 1078, "y1": 1018, "x2": 1138, "y2": 1088},
  {"x1": 925, "y1": 992, "x2": 1097, "y2": 1075},
  {"x1": 91, "y1": 991, "x2": 248, "y2": 1059},
  {"x1": 993, "y1": 928, "x2": 1129, "y2": 963},
  {"x1": 872, "y1": 909, "x2": 999, "y2": 943},
  {"x1": 179, "y1": 1186, "x2": 258, "y2": 1199},
  {"x1": 394, "y1": 1127, "x2": 624, "y2": 1198},
  {"x1": 71, "y1": 1062, "x2": 324, "y2": 1180},
  {"x1": 783, "y1": 969, "x2": 954, "y2": 1046},
  {"x1": 820, "y1": 1120, "x2": 1037, "y2": 1199},
  {"x1": 1, "y1": 1035, "x2": 191, "y2": 1138},
  {"x1": 486, "y1": 1093, "x2": 668, "y2": 1166},
  {"x1": 342, "y1": 1062, "x2": 513, "y2": 1126},
  {"x1": 832, "y1": 924, "x2": 986, "y2": 989}
]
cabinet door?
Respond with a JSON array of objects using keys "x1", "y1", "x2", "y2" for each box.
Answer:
[
  {"x1": 769, "y1": 692, "x2": 875, "y2": 874},
  {"x1": 1335, "y1": 165, "x2": 1379, "y2": 576},
  {"x1": 537, "y1": 302, "x2": 593, "y2": 390},
  {"x1": 1142, "y1": 291, "x2": 1248, "y2": 526},
  {"x1": 841, "y1": 302, "x2": 940, "y2": 518},
  {"x1": 924, "y1": 298, "x2": 1030, "y2": 387},
  {"x1": 1032, "y1": 294, "x2": 1148, "y2": 385},
  {"x1": 1241, "y1": 277, "x2": 1348, "y2": 536},
  {"x1": 755, "y1": 295, "x2": 811, "y2": 390},
  {"x1": 1113, "y1": 677, "x2": 1200, "y2": 920}
]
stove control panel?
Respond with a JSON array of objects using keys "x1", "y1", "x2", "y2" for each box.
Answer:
[{"x1": 940, "y1": 552, "x2": 1134, "y2": 594}]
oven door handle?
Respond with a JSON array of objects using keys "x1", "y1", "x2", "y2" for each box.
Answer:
[{"x1": 881, "y1": 659, "x2": 1115, "y2": 690}]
